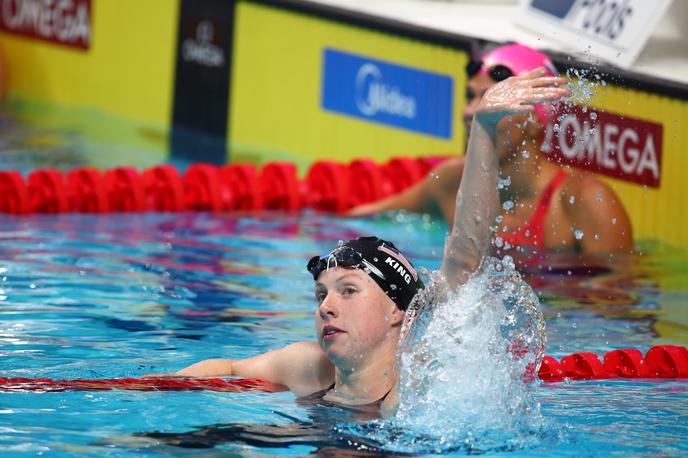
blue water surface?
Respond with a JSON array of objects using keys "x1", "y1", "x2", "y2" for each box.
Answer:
[{"x1": 0, "y1": 212, "x2": 686, "y2": 457}]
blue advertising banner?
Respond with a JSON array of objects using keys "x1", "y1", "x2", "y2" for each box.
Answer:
[{"x1": 321, "y1": 48, "x2": 454, "y2": 139}]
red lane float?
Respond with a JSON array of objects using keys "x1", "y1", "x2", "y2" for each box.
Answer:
[
  {"x1": 183, "y1": 163, "x2": 223, "y2": 212},
  {"x1": 0, "y1": 156, "x2": 449, "y2": 215},
  {"x1": 538, "y1": 345, "x2": 688, "y2": 382},
  {"x1": 0, "y1": 171, "x2": 29, "y2": 214},
  {"x1": 604, "y1": 348, "x2": 650, "y2": 378},
  {"x1": 560, "y1": 352, "x2": 608, "y2": 380},
  {"x1": 305, "y1": 161, "x2": 350, "y2": 213},
  {"x1": 67, "y1": 167, "x2": 108, "y2": 213},
  {"x1": 645, "y1": 345, "x2": 688, "y2": 378},
  {"x1": 104, "y1": 167, "x2": 146, "y2": 212},
  {"x1": 260, "y1": 162, "x2": 301, "y2": 211},
  {"x1": 382, "y1": 157, "x2": 423, "y2": 195},
  {"x1": 142, "y1": 165, "x2": 185, "y2": 212},
  {"x1": 348, "y1": 159, "x2": 389, "y2": 207},
  {"x1": 28, "y1": 169, "x2": 69, "y2": 213},
  {"x1": 0, "y1": 377, "x2": 286, "y2": 393},
  {"x1": 220, "y1": 164, "x2": 263, "y2": 211},
  {"x1": 538, "y1": 356, "x2": 566, "y2": 381}
]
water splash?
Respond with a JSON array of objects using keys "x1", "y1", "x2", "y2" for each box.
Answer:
[
  {"x1": 547, "y1": 67, "x2": 606, "y2": 149},
  {"x1": 345, "y1": 256, "x2": 547, "y2": 453},
  {"x1": 497, "y1": 176, "x2": 511, "y2": 190},
  {"x1": 564, "y1": 67, "x2": 606, "y2": 111}
]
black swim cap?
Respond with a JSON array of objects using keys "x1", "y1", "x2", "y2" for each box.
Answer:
[{"x1": 306, "y1": 236, "x2": 424, "y2": 310}]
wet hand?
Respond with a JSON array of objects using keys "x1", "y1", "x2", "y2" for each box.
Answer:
[{"x1": 474, "y1": 67, "x2": 570, "y2": 138}]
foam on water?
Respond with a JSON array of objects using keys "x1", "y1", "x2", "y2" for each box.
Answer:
[{"x1": 343, "y1": 256, "x2": 547, "y2": 453}]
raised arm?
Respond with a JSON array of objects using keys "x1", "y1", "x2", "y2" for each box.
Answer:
[{"x1": 441, "y1": 68, "x2": 570, "y2": 288}]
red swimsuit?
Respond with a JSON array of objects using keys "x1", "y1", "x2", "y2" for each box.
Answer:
[{"x1": 500, "y1": 169, "x2": 568, "y2": 250}]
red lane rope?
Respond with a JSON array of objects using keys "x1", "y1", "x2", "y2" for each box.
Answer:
[
  {"x1": 0, "y1": 377, "x2": 286, "y2": 393},
  {"x1": 1, "y1": 345, "x2": 685, "y2": 392},
  {"x1": 0, "y1": 156, "x2": 453, "y2": 215},
  {"x1": 538, "y1": 345, "x2": 688, "y2": 382}
]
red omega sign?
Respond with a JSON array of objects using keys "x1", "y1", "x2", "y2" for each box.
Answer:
[
  {"x1": 542, "y1": 104, "x2": 663, "y2": 188},
  {"x1": 0, "y1": 0, "x2": 91, "y2": 50}
]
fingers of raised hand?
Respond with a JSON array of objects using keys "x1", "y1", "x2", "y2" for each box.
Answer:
[
  {"x1": 522, "y1": 66, "x2": 549, "y2": 78},
  {"x1": 517, "y1": 66, "x2": 552, "y2": 81},
  {"x1": 529, "y1": 76, "x2": 569, "y2": 88},
  {"x1": 518, "y1": 87, "x2": 571, "y2": 105},
  {"x1": 477, "y1": 69, "x2": 570, "y2": 120}
]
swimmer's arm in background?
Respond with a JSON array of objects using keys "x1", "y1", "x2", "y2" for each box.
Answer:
[
  {"x1": 347, "y1": 157, "x2": 465, "y2": 222},
  {"x1": 441, "y1": 68, "x2": 571, "y2": 288},
  {"x1": 158, "y1": 341, "x2": 334, "y2": 395},
  {"x1": 564, "y1": 175, "x2": 634, "y2": 255}
]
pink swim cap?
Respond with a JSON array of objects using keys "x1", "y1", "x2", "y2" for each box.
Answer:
[{"x1": 477, "y1": 44, "x2": 559, "y2": 128}]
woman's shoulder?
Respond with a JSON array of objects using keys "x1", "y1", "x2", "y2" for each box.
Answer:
[
  {"x1": 280, "y1": 342, "x2": 335, "y2": 394},
  {"x1": 559, "y1": 170, "x2": 623, "y2": 209},
  {"x1": 283, "y1": 341, "x2": 327, "y2": 358},
  {"x1": 280, "y1": 341, "x2": 332, "y2": 368}
]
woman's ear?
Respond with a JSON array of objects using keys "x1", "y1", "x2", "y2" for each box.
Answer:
[{"x1": 390, "y1": 305, "x2": 406, "y2": 327}]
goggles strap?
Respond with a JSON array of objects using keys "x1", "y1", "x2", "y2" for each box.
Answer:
[{"x1": 326, "y1": 254, "x2": 338, "y2": 271}]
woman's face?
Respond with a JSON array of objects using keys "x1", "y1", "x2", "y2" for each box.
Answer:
[
  {"x1": 463, "y1": 72, "x2": 496, "y2": 134},
  {"x1": 314, "y1": 267, "x2": 404, "y2": 367}
]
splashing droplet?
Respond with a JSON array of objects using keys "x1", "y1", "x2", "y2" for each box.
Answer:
[
  {"x1": 569, "y1": 196, "x2": 575, "y2": 205},
  {"x1": 574, "y1": 229, "x2": 584, "y2": 240},
  {"x1": 502, "y1": 200, "x2": 514, "y2": 211}
]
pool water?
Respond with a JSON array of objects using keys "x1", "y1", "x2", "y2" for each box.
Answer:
[
  {"x1": 0, "y1": 100, "x2": 169, "y2": 172},
  {"x1": 0, "y1": 211, "x2": 686, "y2": 457}
]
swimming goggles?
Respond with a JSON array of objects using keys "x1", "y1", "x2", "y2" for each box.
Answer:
[
  {"x1": 307, "y1": 246, "x2": 363, "y2": 280},
  {"x1": 466, "y1": 60, "x2": 514, "y2": 82}
]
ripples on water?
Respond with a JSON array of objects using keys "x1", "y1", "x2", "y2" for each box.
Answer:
[{"x1": 0, "y1": 212, "x2": 686, "y2": 456}]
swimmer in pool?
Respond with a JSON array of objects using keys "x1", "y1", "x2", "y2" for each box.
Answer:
[
  {"x1": 161, "y1": 67, "x2": 571, "y2": 415},
  {"x1": 350, "y1": 44, "x2": 633, "y2": 257}
]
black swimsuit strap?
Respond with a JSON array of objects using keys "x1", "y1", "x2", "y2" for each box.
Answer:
[
  {"x1": 321, "y1": 383, "x2": 393, "y2": 406},
  {"x1": 377, "y1": 386, "x2": 393, "y2": 403}
]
